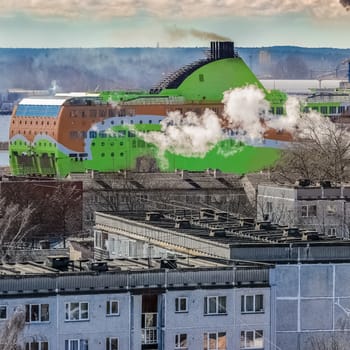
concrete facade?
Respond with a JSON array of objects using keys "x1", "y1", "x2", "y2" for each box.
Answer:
[
  {"x1": 257, "y1": 183, "x2": 350, "y2": 237},
  {"x1": 273, "y1": 263, "x2": 350, "y2": 350},
  {"x1": 0, "y1": 268, "x2": 270, "y2": 350}
]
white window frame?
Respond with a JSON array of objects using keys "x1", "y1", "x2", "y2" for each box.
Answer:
[
  {"x1": 106, "y1": 300, "x2": 119, "y2": 316},
  {"x1": 204, "y1": 296, "x2": 227, "y2": 315},
  {"x1": 175, "y1": 297, "x2": 188, "y2": 313},
  {"x1": 65, "y1": 302, "x2": 89, "y2": 321},
  {"x1": 106, "y1": 337, "x2": 118, "y2": 350},
  {"x1": 301, "y1": 204, "x2": 317, "y2": 217},
  {"x1": 25, "y1": 304, "x2": 50, "y2": 323},
  {"x1": 0, "y1": 305, "x2": 7, "y2": 320},
  {"x1": 175, "y1": 333, "x2": 188, "y2": 349},
  {"x1": 240, "y1": 330, "x2": 264, "y2": 349},
  {"x1": 203, "y1": 332, "x2": 226, "y2": 350},
  {"x1": 65, "y1": 339, "x2": 88, "y2": 350},
  {"x1": 241, "y1": 294, "x2": 264, "y2": 313},
  {"x1": 25, "y1": 341, "x2": 49, "y2": 350}
]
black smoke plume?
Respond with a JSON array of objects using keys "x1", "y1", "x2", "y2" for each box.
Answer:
[{"x1": 340, "y1": 0, "x2": 350, "y2": 10}]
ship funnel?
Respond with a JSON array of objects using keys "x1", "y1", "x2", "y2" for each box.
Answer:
[{"x1": 210, "y1": 41, "x2": 235, "y2": 60}]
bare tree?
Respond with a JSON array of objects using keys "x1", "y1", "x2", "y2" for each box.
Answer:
[
  {"x1": 0, "y1": 199, "x2": 37, "y2": 261},
  {"x1": 0, "y1": 306, "x2": 25, "y2": 350},
  {"x1": 273, "y1": 118, "x2": 350, "y2": 183}
]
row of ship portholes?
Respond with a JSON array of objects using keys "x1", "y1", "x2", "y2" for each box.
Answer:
[
  {"x1": 90, "y1": 140, "x2": 148, "y2": 148},
  {"x1": 10, "y1": 140, "x2": 55, "y2": 147},
  {"x1": 11, "y1": 131, "x2": 54, "y2": 137},
  {"x1": 13, "y1": 120, "x2": 56, "y2": 126},
  {"x1": 101, "y1": 119, "x2": 161, "y2": 126},
  {"x1": 69, "y1": 152, "x2": 124, "y2": 161}
]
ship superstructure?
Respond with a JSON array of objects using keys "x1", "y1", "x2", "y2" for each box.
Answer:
[{"x1": 9, "y1": 41, "x2": 349, "y2": 177}]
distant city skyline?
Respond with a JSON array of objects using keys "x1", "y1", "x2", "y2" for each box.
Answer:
[{"x1": 0, "y1": 0, "x2": 349, "y2": 48}]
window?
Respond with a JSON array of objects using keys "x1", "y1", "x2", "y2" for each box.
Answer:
[
  {"x1": 203, "y1": 332, "x2": 226, "y2": 350},
  {"x1": 0, "y1": 305, "x2": 7, "y2": 320},
  {"x1": 65, "y1": 339, "x2": 88, "y2": 350},
  {"x1": 25, "y1": 304, "x2": 49, "y2": 323},
  {"x1": 25, "y1": 341, "x2": 48, "y2": 350},
  {"x1": 338, "y1": 106, "x2": 345, "y2": 114},
  {"x1": 240, "y1": 330, "x2": 263, "y2": 349},
  {"x1": 204, "y1": 296, "x2": 226, "y2": 315},
  {"x1": 320, "y1": 106, "x2": 328, "y2": 114},
  {"x1": 65, "y1": 302, "x2": 89, "y2": 321},
  {"x1": 301, "y1": 205, "x2": 317, "y2": 217},
  {"x1": 330, "y1": 106, "x2": 337, "y2": 114},
  {"x1": 241, "y1": 295, "x2": 264, "y2": 313},
  {"x1": 106, "y1": 300, "x2": 119, "y2": 316},
  {"x1": 106, "y1": 337, "x2": 118, "y2": 350},
  {"x1": 327, "y1": 204, "x2": 336, "y2": 215},
  {"x1": 175, "y1": 297, "x2": 188, "y2": 313},
  {"x1": 175, "y1": 333, "x2": 187, "y2": 349},
  {"x1": 328, "y1": 227, "x2": 337, "y2": 236},
  {"x1": 276, "y1": 107, "x2": 283, "y2": 115}
]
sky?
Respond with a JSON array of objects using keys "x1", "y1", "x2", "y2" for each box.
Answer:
[{"x1": 0, "y1": 0, "x2": 350, "y2": 48}]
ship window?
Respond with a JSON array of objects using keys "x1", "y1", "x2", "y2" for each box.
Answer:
[
  {"x1": 138, "y1": 140, "x2": 145, "y2": 148},
  {"x1": 276, "y1": 107, "x2": 284, "y2": 115},
  {"x1": 121, "y1": 120, "x2": 124, "y2": 125},
  {"x1": 311, "y1": 106, "x2": 319, "y2": 111},
  {"x1": 101, "y1": 153, "x2": 105, "y2": 157},
  {"x1": 47, "y1": 121, "x2": 49, "y2": 125},
  {"x1": 120, "y1": 152, "x2": 124, "y2": 157},
  {"x1": 149, "y1": 120, "x2": 152, "y2": 124},
  {"x1": 82, "y1": 111, "x2": 85, "y2": 117},
  {"x1": 132, "y1": 140, "x2": 136, "y2": 148},
  {"x1": 92, "y1": 142, "x2": 95, "y2": 146},
  {"x1": 89, "y1": 131, "x2": 97, "y2": 138},
  {"x1": 199, "y1": 74, "x2": 204, "y2": 82},
  {"x1": 41, "y1": 121, "x2": 44, "y2": 125},
  {"x1": 139, "y1": 120, "x2": 143, "y2": 124},
  {"x1": 338, "y1": 106, "x2": 345, "y2": 114},
  {"x1": 320, "y1": 106, "x2": 328, "y2": 114},
  {"x1": 108, "y1": 109, "x2": 114, "y2": 118},
  {"x1": 99, "y1": 131, "x2": 107, "y2": 138},
  {"x1": 330, "y1": 106, "x2": 337, "y2": 114},
  {"x1": 110, "y1": 142, "x2": 114, "y2": 146},
  {"x1": 99, "y1": 110, "x2": 106, "y2": 117},
  {"x1": 120, "y1": 142, "x2": 124, "y2": 146},
  {"x1": 130, "y1": 120, "x2": 134, "y2": 124},
  {"x1": 111, "y1": 120, "x2": 114, "y2": 125},
  {"x1": 118, "y1": 130, "x2": 126, "y2": 137},
  {"x1": 20, "y1": 121, "x2": 22, "y2": 124},
  {"x1": 111, "y1": 152, "x2": 114, "y2": 157},
  {"x1": 128, "y1": 131, "x2": 135, "y2": 138},
  {"x1": 270, "y1": 107, "x2": 275, "y2": 114},
  {"x1": 101, "y1": 142, "x2": 105, "y2": 146}
]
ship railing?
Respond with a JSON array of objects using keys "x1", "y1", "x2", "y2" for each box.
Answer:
[{"x1": 122, "y1": 96, "x2": 185, "y2": 105}]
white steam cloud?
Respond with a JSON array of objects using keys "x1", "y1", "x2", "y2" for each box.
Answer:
[
  {"x1": 140, "y1": 109, "x2": 223, "y2": 163},
  {"x1": 136, "y1": 84, "x2": 342, "y2": 162},
  {"x1": 0, "y1": 0, "x2": 348, "y2": 19}
]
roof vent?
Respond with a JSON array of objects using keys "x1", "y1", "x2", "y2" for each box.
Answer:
[
  {"x1": 283, "y1": 228, "x2": 301, "y2": 238},
  {"x1": 302, "y1": 231, "x2": 320, "y2": 241},
  {"x1": 296, "y1": 179, "x2": 311, "y2": 187},
  {"x1": 46, "y1": 256, "x2": 70, "y2": 271},
  {"x1": 88, "y1": 261, "x2": 108, "y2": 272},
  {"x1": 209, "y1": 228, "x2": 226, "y2": 238},
  {"x1": 255, "y1": 221, "x2": 272, "y2": 230},
  {"x1": 200, "y1": 208, "x2": 215, "y2": 220},
  {"x1": 175, "y1": 219, "x2": 191, "y2": 229},
  {"x1": 145, "y1": 212, "x2": 163, "y2": 221},
  {"x1": 160, "y1": 259, "x2": 177, "y2": 269}
]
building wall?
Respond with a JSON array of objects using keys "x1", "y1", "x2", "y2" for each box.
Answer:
[
  {"x1": 0, "y1": 283, "x2": 271, "y2": 350},
  {"x1": 273, "y1": 263, "x2": 350, "y2": 350},
  {"x1": 257, "y1": 184, "x2": 350, "y2": 236}
]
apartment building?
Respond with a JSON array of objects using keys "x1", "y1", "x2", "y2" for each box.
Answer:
[
  {"x1": 257, "y1": 182, "x2": 350, "y2": 237},
  {"x1": 0, "y1": 259, "x2": 270, "y2": 350}
]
